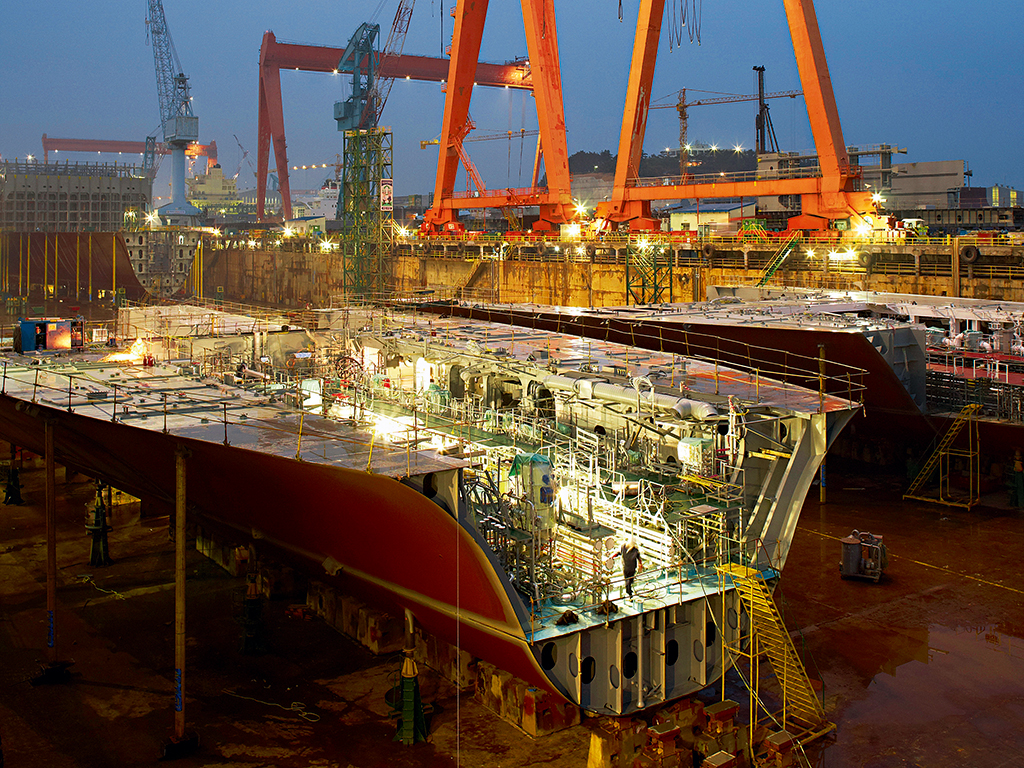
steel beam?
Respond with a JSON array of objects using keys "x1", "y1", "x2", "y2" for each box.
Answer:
[
  {"x1": 781, "y1": 0, "x2": 849, "y2": 186},
  {"x1": 604, "y1": 0, "x2": 664, "y2": 228},
  {"x1": 521, "y1": 0, "x2": 573, "y2": 226},
  {"x1": 41, "y1": 135, "x2": 217, "y2": 166},
  {"x1": 425, "y1": 0, "x2": 491, "y2": 233}
]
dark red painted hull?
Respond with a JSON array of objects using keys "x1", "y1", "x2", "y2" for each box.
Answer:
[
  {"x1": 1, "y1": 231, "x2": 147, "y2": 302},
  {"x1": 0, "y1": 394, "x2": 554, "y2": 693}
]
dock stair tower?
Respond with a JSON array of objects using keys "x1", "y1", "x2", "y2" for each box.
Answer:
[{"x1": 718, "y1": 563, "x2": 834, "y2": 747}]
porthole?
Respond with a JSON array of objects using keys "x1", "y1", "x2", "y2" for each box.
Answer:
[
  {"x1": 666, "y1": 639, "x2": 679, "y2": 666},
  {"x1": 610, "y1": 664, "x2": 620, "y2": 689},
  {"x1": 582, "y1": 656, "x2": 596, "y2": 685},
  {"x1": 693, "y1": 639, "x2": 704, "y2": 662},
  {"x1": 569, "y1": 653, "x2": 578, "y2": 677},
  {"x1": 540, "y1": 642, "x2": 557, "y2": 670},
  {"x1": 622, "y1": 651, "x2": 638, "y2": 679}
]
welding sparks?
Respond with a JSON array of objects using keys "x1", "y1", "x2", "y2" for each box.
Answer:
[{"x1": 101, "y1": 338, "x2": 150, "y2": 364}]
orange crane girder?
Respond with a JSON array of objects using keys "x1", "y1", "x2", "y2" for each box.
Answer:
[
  {"x1": 611, "y1": 0, "x2": 664, "y2": 217},
  {"x1": 256, "y1": 30, "x2": 533, "y2": 222},
  {"x1": 782, "y1": 0, "x2": 849, "y2": 182},
  {"x1": 41, "y1": 135, "x2": 217, "y2": 166}
]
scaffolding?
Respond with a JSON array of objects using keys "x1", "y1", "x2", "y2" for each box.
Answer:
[
  {"x1": 339, "y1": 128, "x2": 394, "y2": 301},
  {"x1": 625, "y1": 238, "x2": 669, "y2": 306}
]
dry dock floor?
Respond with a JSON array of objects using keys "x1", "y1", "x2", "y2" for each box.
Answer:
[{"x1": 0, "y1": 463, "x2": 1021, "y2": 767}]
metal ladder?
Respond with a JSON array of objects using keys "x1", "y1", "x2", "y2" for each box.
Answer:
[
  {"x1": 719, "y1": 563, "x2": 831, "y2": 740},
  {"x1": 903, "y1": 402, "x2": 981, "y2": 501},
  {"x1": 756, "y1": 231, "x2": 800, "y2": 287}
]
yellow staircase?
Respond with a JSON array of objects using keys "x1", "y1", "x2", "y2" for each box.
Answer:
[
  {"x1": 719, "y1": 563, "x2": 831, "y2": 740},
  {"x1": 458, "y1": 258, "x2": 493, "y2": 300},
  {"x1": 756, "y1": 231, "x2": 800, "y2": 287},
  {"x1": 903, "y1": 402, "x2": 981, "y2": 505}
]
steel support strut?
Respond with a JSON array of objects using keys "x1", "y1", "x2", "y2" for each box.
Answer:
[
  {"x1": 423, "y1": 0, "x2": 574, "y2": 233},
  {"x1": 256, "y1": 30, "x2": 532, "y2": 222},
  {"x1": 424, "y1": 0, "x2": 491, "y2": 234},
  {"x1": 162, "y1": 446, "x2": 198, "y2": 758},
  {"x1": 599, "y1": 0, "x2": 665, "y2": 229},
  {"x1": 31, "y1": 420, "x2": 73, "y2": 686},
  {"x1": 257, "y1": 33, "x2": 292, "y2": 222},
  {"x1": 520, "y1": 0, "x2": 573, "y2": 228}
]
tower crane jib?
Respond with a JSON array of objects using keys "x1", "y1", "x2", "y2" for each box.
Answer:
[{"x1": 146, "y1": 0, "x2": 197, "y2": 143}]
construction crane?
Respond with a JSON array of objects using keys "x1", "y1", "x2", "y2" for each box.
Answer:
[
  {"x1": 334, "y1": 1, "x2": 416, "y2": 133},
  {"x1": 362, "y1": 0, "x2": 416, "y2": 128},
  {"x1": 232, "y1": 134, "x2": 255, "y2": 182},
  {"x1": 422, "y1": 0, "x2": 572, "y2": 234},
  {"x1": 146, "y1": 0, "x2": 200, "y2": 223},
  {"x1": 594, "y1": 0, "x2": 876, "y2": 232},
  {"x1": 40, "y1": 134, "x2": 217, "y2": 169},
  {"x1": 648, "y1": 79, "x2": 802, "y2": 178},
  {"x1": 256, "y1": 29, "x2": 530, "y2": 222},
  {"x1": 753, "y1": 66, "x2": 781, "y2": 155}
]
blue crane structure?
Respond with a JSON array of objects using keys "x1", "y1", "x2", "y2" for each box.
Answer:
[{"x1": 146, "y1": 0, "x2": 200, "y2": 223}]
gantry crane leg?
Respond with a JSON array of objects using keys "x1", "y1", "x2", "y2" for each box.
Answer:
[{"x1": 423, "y1": 0, "x2": 574, "y2": 234}]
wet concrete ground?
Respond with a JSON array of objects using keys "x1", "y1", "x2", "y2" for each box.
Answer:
[
  {"x1": 788, "y1": 467, "x2": 1024, "y2": 767},
  {"x1": 0, "y1": 461, "x2": 1021, "y2": 767}
]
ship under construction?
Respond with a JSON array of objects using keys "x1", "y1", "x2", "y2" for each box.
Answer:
[{"x1": 1, "y1": 0, "x2": 1022, "y2": 766}]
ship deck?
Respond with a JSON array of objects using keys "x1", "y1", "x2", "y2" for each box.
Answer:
[
  {"x1": 524, "y1": 563, "x2": 771, "y2": 643},
  {"x1": 383, "y1": 310, "x2": 855, "y2": 414},
  {"x1": 0, "y1": 353, "x2": 465, "y2": 479}
]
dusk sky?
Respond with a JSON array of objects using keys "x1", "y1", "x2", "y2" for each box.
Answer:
[{"x1": 2, "y1": 1, "x2": 1021, "y2": 200}]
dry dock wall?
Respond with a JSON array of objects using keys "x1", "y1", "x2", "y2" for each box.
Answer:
[{"x1": 205, "y1": 245, "x2": 1024, "y2": 308}]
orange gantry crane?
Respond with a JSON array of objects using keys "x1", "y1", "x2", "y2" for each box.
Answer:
[
  {"x1": 597, "y1": 0, "x2": 874, "y2": 230},
  {"x1": 421, "y1": 0, "x2": 574, "y2": 234},
  {"x1": 256, "y1": 30, "x2": 532, "y2": 221},
  {"x1": 426, "y1": 0, "x2": 875, "y2": 233}
]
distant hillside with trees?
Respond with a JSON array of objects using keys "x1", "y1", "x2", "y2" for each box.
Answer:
[{"x1": 568, "y1": 147, "x2": 757, "y2": 177}]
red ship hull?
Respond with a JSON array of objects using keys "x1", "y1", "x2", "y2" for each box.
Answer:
[{"x1": 0, "y1": 394, "x2": 556, "y2": 693}]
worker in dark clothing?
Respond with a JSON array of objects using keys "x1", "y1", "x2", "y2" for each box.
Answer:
[
  {"x1": 615, "y1": 537, "x2": 643, "y2": 598},
  {"x1": 4, "y1": 467, "x2": 23, "y2": 506}
]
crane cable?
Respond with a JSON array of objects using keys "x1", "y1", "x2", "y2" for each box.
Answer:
[{"x1": 668, "y1": 0, "x2": 702, "y2": 49}]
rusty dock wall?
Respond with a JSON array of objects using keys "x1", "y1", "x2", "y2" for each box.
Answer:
[{"x1": 203, "y1": 235, "x2": 1024, "y2": 308}]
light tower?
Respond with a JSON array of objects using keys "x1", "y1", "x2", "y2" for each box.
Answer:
[{"x1": 147, "y1": 0, "x2": 200, "y2": 225}]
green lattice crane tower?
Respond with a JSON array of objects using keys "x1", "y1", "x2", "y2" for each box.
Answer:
[{"x1": 340, "y1": 128, "x2": 394, "y2": 301}]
